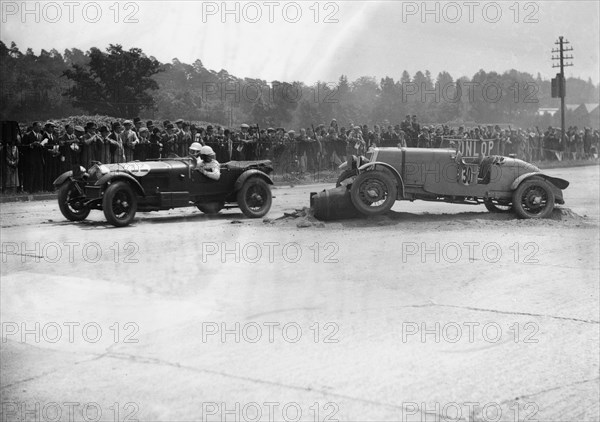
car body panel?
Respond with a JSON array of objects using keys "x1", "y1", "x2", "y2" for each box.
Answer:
[
  {"x1": 95, "y1": 173, "x2": 146, "y2": 196},
  {"x1": 234, "y1": 169, "x2": 274, "y2": 191},
  {"x1": 360, "y1": 147, "x2": 568, "y2": 205}
]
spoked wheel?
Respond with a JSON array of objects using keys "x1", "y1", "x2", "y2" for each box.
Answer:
[
  {"x1": 512, "y1": 179, "x2": 555, "y2": 219},
  {"x1": 336, "y1": 169, "x2": 358, "y2": 187},
  {"x1": 237, "y1": 178, "x2": 272, "y2": 218},
  {"x1": 58, "y1": 182, "x2": 90, "y2": 221},
  {"x1": 350, "y1": 170, "x2": 396, "y2": 216},
  {"x1": 102, "y1": 181, "x2": 138, "y2": 227},
  {"x1": 197, "y1": 202, "x2": 224, "y2": 215},
  {"x1": 483, "y1": 198, "x2": 512, "y2": 213}
]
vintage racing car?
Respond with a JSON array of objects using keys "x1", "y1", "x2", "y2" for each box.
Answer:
[
  {"x1": 54, "y1": 158, "x2": 274, "y2": 227},
  {"x1": 336, "y1": 147, "x2": 569, "y2": 219}
]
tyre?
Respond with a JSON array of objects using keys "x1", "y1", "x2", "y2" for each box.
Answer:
[
  {"x1": 512, "y1": 179, "x2": 555, "y2": 219},
  {"x1": 58, "y1": 182, "x2": 90, "y2": 221},
  {"x1": 102, "y1": 181, "x2": 138, "y2": 227},
  {"x1": 350, "y1": 170, "x2": 396, "y2": 216},
  {"x1": 237, "y1": 178, "x2": 272, "y2": 218},
  {"x1": 197, "y1": 202, "x2": 224, "y2": 215},
  {"x1": 483, "y1": 198, "x2": 512, "y2": 213},
  {"x1": 335, "y1": 169, "x2": 358, "y2": 187}
]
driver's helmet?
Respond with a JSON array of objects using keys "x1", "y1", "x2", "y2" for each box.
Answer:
[
  {"x1": 189, "y1": 142, "x2": 202, "y2": 157},
  {"x1": 200, "y1": 145, "x2": 215, "y2": 159}
]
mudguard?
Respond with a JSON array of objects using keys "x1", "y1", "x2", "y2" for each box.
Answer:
[
  {"x1": 510, "y1": 172, "x2": 570, "y2": 190},
  {"x1": 95, "y1": 173, "x2": 146, "y2": 196},
  {"x1": 53, "y1": 171, "x2": 73, "y2": 187},
  {"x1": 358, "y1": 161, "x2": 405, "y2": 198},
  {"x1": 234, "y1": 170, "x2": 274, "y2": 191}
]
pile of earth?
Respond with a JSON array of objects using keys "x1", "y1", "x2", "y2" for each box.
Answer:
[
  {"x1": 263, "y1": 207, "x2": 326, "y2": 229},
  {"x1": 269, "y1": 206, "x2": 592, "y2": 230}
]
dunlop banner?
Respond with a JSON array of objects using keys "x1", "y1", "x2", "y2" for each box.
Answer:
[{"x1": 441, "y1": 138, "x2": 500, "y2": 157}]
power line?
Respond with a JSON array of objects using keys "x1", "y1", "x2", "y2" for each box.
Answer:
[{"x1": 550, "y1": 36, "x2": 574, "y2": 143}]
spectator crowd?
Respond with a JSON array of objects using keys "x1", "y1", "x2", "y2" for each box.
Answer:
[{"x1": 1, "y1": 115, "x2": 599, "y2": 194}]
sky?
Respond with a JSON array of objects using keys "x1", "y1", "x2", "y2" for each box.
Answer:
[{"x1": 1, "y1": 0, "x2": 599, "y2": 85}]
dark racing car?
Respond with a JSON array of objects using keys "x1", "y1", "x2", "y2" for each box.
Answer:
[
  {"x1": 54, "y1": 158, "x2": 273, "y2": 227},
  {"x1": 336, "y1": 146, "x2": 569, "y2": 219}
]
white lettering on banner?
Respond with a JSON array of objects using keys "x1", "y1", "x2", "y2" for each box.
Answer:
[{"x1": 456, "y1": 140, "x2": 497, "y2": 157}]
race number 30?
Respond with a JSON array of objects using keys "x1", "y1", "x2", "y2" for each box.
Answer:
[{"x1": 459, "y1": 165, "x2": 477, "y2": 185}]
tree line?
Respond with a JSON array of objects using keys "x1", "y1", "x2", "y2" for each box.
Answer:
[{"x1": 1, "y1": 41, "x2": 598, "y2": 129}]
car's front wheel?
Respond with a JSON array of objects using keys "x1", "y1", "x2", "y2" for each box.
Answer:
[
  {"x1": 102, "y1": 181, "x2": 138, "y2": 227},
  {"x1": 512, "y1": 179, "x2": 555, "y2": 219},
  {"x1": 350, "y1": 170, "x2": 396, "y2": 216},
  {"x1": 58, "y1": 182, "x2": 91, "y2": 221},
  {"x1": 335, "y1": 169, "x2": 358, "y2": 187},
  {"x1": 483, "y1": 198, "x2": 512, "y2": 213},
  {"x1": 237, "y1": 178, "x2": 272, "y2": 218}
]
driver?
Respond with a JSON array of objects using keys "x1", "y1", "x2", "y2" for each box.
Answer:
[
  {"x1": 189, "y1": 142, "x2": 202, "y2": 159},
  {"x1": 196, "y1": 145, "x2": 220, "y2": 180}
]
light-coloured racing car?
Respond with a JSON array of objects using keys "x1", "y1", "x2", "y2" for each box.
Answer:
[{"x1": 337, "y1": 147, "x2": 569, "y2": 219}]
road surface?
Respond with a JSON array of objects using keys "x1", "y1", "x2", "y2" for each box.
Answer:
[{"x1": 1, "y1": 165, "x2": 599, "y2": 422}]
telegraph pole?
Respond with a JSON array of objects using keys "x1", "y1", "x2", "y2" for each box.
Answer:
[{"x1": 551, "y1": 36, "x2": 574, "y2": 145}]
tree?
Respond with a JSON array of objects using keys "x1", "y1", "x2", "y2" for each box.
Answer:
[
  {"x1": 64, "y1": 48, "x2": 88, "y2": 67},
  {"x1": 411, "y1": 71, "x2": 428, "y2": 119},
  {"x1": 434, "y1": 71, "x2": 459, "y2": 123},
  {"x1": 351, "y1": 76, "x2": 379, "y2": 123},
  {"x1": 250, "y1": 96, "x2": 273, "y2": 127},
  {"x1": 374, "y1": 76, "x2": 397, "y2": 122},
  {"x1": 63, "y1": 44, "x2": 162, "y2": 116}
]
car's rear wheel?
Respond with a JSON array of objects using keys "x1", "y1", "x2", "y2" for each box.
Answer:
[
  {"x1": 350, "y1": 170, "x2": 396, "y2": 216},
  {"x1": 197, "y1": 202, "x2": 224, "y2": 215},
  {"x1": 102, "y1": 181, "x2": 138, "y2": 227},
  {"x1": 483, "y1": 198, "x2": 512, "y2": 213},
  {"x1": 512, "y1": 179, "x2": 555, "y2": 219},
  {"x1": 58, "y1": 182, "x2": 90, "y2": 221},
  {"x1": 237, "y1": 178, "x2": 272, "y2": 218}
]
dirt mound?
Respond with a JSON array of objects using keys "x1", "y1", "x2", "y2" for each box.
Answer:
[
  {"x1": 264, "y1": 207, "x2": 326, "y2": 228},
  {"x1": 270, "y1": 206, "x2": 592, "y2": 230},
  {"x1": 549, "y1": 207, "x2": 587, "y2": 221}
]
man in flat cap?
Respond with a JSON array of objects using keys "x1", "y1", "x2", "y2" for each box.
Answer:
[
  {"x1": 80, "y1": 122, "x2": 98, "y2": 169},
  {"x1": 134, "y1": 127, "x2": 150, "y2": 161},
  {"x1": 392, "y1": 125, "x2": 405, "y2": 148},
  {"x1": 173, "y1": 119, "x2": 185, "y2": 156},
  {"x1": 122, "y1": 120, "x2": 139, "y2": 162},
  {"x1": 401, "y1": 115, "x2": 413, "y2": 146},
  {"x1": 97, "y1": 126, "x2": 113, "y2": 164},
  {"x1": 21, "y1": 122, "x2": 45, "y2": 192},
  {"x1": 179, "y1": 122, "x2": 193, "y2": 158},
  {"x1": 161, "y1": 123, "x2": 177, "y2": 157},
  {"x1": 161, "y1": 120, "x2": 171, "y2": 139},
  {"x1": 59, "y1": 124, "x2": 80, "y2": 173},
  {"x1": 148, "y1": 127, "x2": 162, "y2": 160},
  {"x1": 42, "y1": 122, "x2": 61, "y2": 190},
  {"x1": 410, "y1": 115, "x2": 420, "y2": 148},
  {"x1": 133, "y1": 117, "x2": 142, "y2": 135},
  {"x1": 418, "y1": 126, "x2": 431, "y2": 148},
  {"x1": 235, "y1": 124, "x2": 251, "y2": 160},
  {"x1": 381, "y1": 125, "x2": 392, "y2": 147},
  {"x1": 245, "y1": 124, "x2": 260, "y2": 161},
  {"x1": 109, "y1": 122, "x2": 125, "y2": 163}
]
